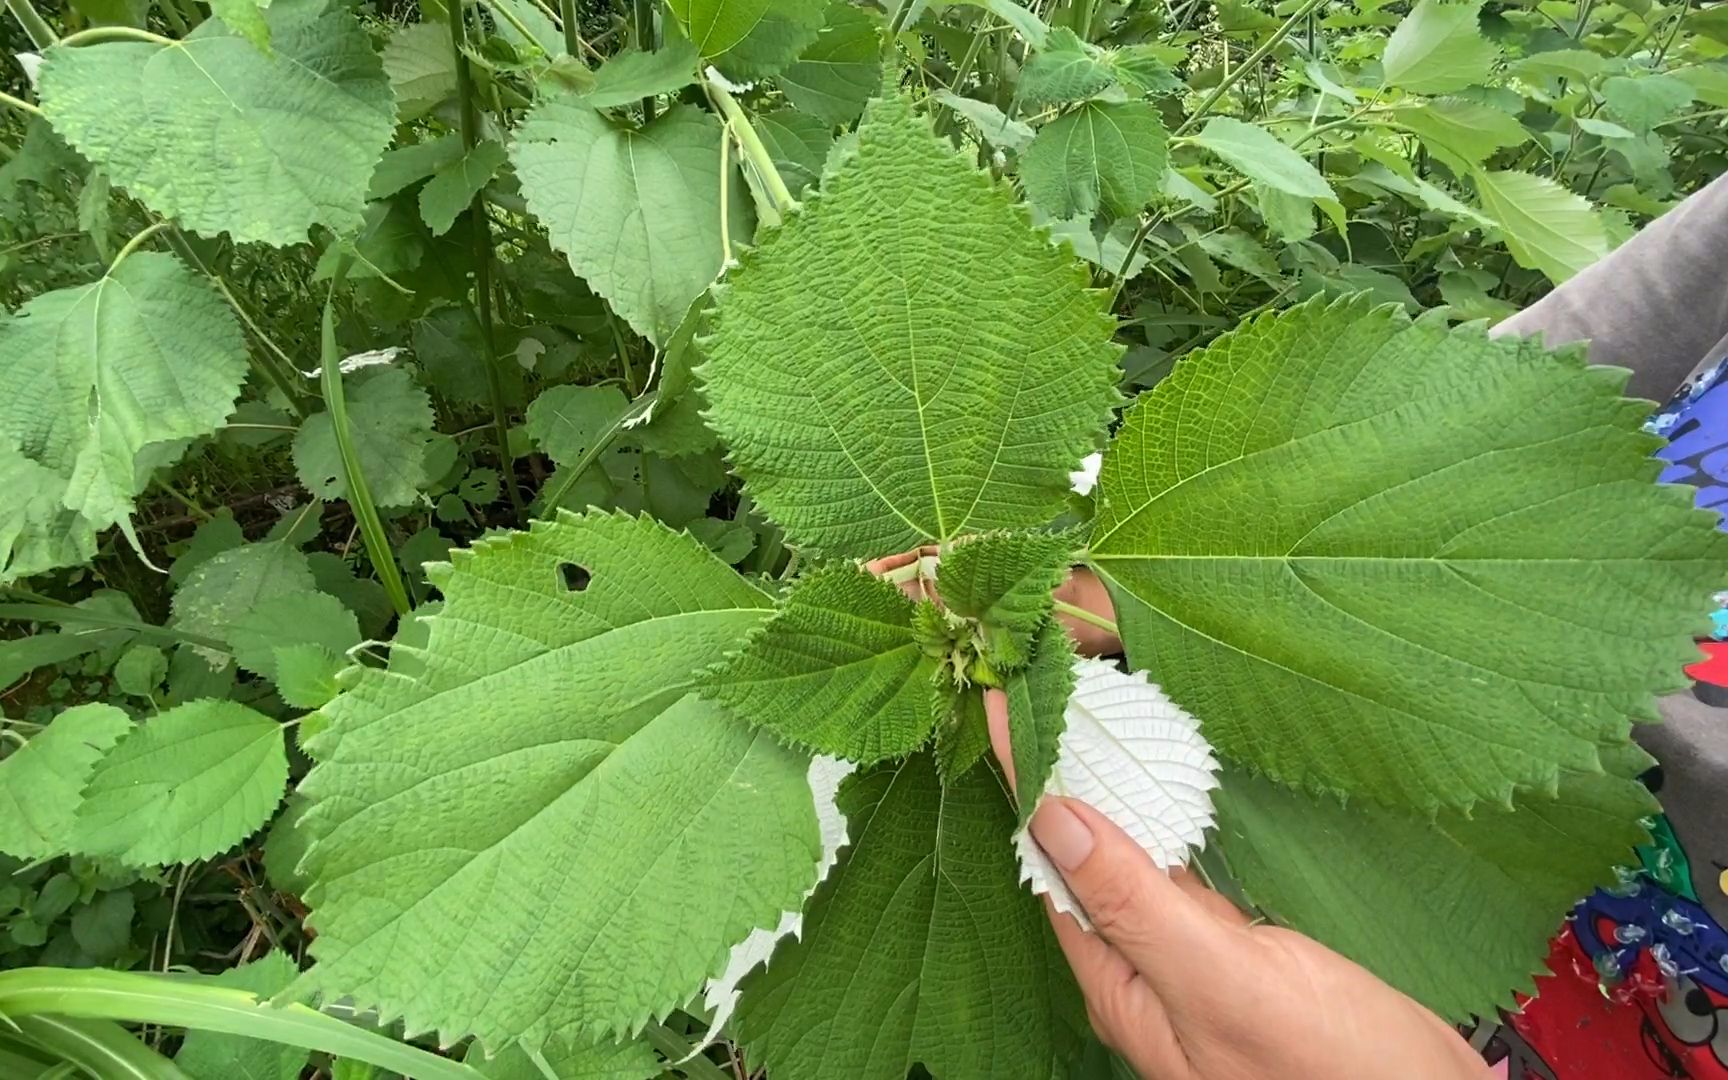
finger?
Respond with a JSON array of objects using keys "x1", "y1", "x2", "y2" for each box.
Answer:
[
  {"x1": 1168, "y1": 866, "x2": 1252, "y2": 928},
  {"x1": 1045, "y1": 903, "x2": 1194, "y2": 1078},
  {"x1": 1028, "y1": 797, "x2": 1239, "y2": 991},
  {"x1": 983, "y1": 688, "x2": 1016, "y2": 797},
  {"x1": 863, "y1": 550, "x2": 919, "y2": 576}
]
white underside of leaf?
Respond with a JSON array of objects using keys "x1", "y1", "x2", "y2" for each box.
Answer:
[
  {"x1": 1016, "y1": 660, "x2": 1218, "y2": 929},
  {"x1": 689, "y1": 754, "x2": 855, "y2": 1055}
]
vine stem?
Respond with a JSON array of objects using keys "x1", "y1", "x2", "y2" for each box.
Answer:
[
  {"x1": 58, "y1": 25, "x2": 175, "y2": 46},
  {"x1": 108, "y1": 221, "x2": 170, "y2": 270},
  {"x1": 1172, "y1": 0, "x2": 1327, "y2": 137},
  {"x1": 635, "y1": 0, "x2": 657, "y2": 122},
  {"x1": 0, "y1": 90, "x2": 40, "y2": 117},
  {"x1": 1052, "y1": 598, "x2": 1118, "y2": 637},
  {"x1": 447, "y1": 0, "x2": 526, "y2": 523},
  {"x1": 318, "y1": 268, "x2": 413, "y2": 618},
  {"x1": 4, "y1": 0, "x2": 55, "y2": 50},
  {"x1": 705, "y1": 72, "x2": 799, "y2": 214},
  {"x1": 558, "y1": 0, "x2": 578, "y2": 55}
]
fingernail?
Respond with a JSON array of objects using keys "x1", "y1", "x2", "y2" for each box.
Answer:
[{"x1": 1030, "y1": 799, "x2": 1094, "y2": 871}]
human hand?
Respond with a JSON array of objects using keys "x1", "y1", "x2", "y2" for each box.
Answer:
[{"x1": 982, "y1": 691, "x2": 1492, "y2": 1080}]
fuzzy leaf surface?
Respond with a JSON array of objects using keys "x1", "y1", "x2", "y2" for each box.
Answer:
[
  {"x1": 702, "y1": 92, "x2": 1120, "y2": 558},
  {"x1": 514, "y1": 102, "x2": 750, "y2": 345},
  {"x1": 703, "y1": 565, "x2": 941, "y2": 763},
  {"x1": 296, "y1": 513, "x2": 821, "y2": 1049},
  {"x1": 940, "y1": 530, "x2": 1076, "y2": 666},
  {"x1": 0, "y1": 252, "x2": 247, "y2": 581},
  {"x1": 734, "y1": 752, "x2": 1078, "y2": 1080},
  {"x1": 1015, "y1": 662, "x2": 1216, "y2": 923},
  {"x1": 0, "y1": 704, "x2": 133, "y2": 860},
  {"x1": 73, "y1": 700, "x2": 288, "y2": 866},
  {"x1": 1020, "y1": 101, "x2": 1170, "y2": 219},
  {"x1": 1002, "y1": 622, "x2": 1077, "y2": 820},
  {"x1": 38, "y1": 0, "x2": 395, "y2": 244},
  {"x1": 294, "y1": 368, "x2": 436, "y2": 508},
  {"x1": 1213, "y1": 760, "x2": 1655, "y2": 1020},
  {"x1": 1087, "y1": 296, "x2": 1727, "y2": 810}
]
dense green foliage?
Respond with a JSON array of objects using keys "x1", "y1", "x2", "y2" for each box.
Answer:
[{"x1": 1, "y1": 0, "x2": 1726, "y2": 1076}]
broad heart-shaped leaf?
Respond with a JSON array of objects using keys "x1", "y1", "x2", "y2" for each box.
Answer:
[
  {"x1": 582, "y1": 36, "x2": 700, "y2": 110},
  {"x1": 1015, "y1": 662, "x2": 1216, "y2": 926},
  {"x1": 1191, "y1": 117, "x2": 1335, "y2": 200},
  {"x1": 734, "y1": 752, "x2": 1080, "y2": 1080},
  {"x1": 939, "y1": 529, "x2": 1076, "y2": 668},
  {"x1": 0, "y1": 251, "x2": 248, "y2": 580},
  {"x1": 668, "y1": 0, "x2": 825, "y2": 79},
  {"x1": 514, "y1": 101, "x2": 751, "y2": 345},
  {"x1": 0, "y1": 704, "x2": 132, "y2": 860},
  {"x1": 38, "y1": 0, "x2": 395, "y2": 245},
  {"x1": 1213, "y1": 756, "x2": 1656, "y2": 1020},
  {"x1": 1473, "y1": 169, "x2": 1608, "y2": 284},
  {"x1": 1020, "y1": 100, "x2": 1169, "y2": 219},
  {"x1": 702, "y1": 564, "x2": 941, "y2": 763},
  {"x1": 1086, "y1": 295, "x2": 1726, "y2": 811},
  {"x1": 295, "y1": 512, "x2": 821, "y2": 1050},
  {"x1": 1601, "y1": 73, "x2": 1694, "y2": 135},
  {"x1": 701, "y1": 92, "x2": 1120, "y2": 559},
  {"x1": 294, "y1": 367, "x2": 436, "y2": 509},
  {"x1": 73, "y1": 700, "x2": 288, "y2": 866},
  {"x1": 776, "y1": 1, "x2": 881, "y2": 125},
  {"x1": 1379, "y1": 0, "x2": 1499, "y2": 94},
  {"x1": 525, "y1": 384, "x2": 631, "y2": 468}
]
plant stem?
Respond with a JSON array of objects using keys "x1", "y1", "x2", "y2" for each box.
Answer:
[
  {"x1": 606, "y1": 310, "x2": 638, "y2": 394},
  {"x1": 109, "y1": 220, "x2": 170, "y2": 270},
  {"x1": 447, "y1": 0, "x2": 526, "y2": 523},
  {"x1": 1052, "y1": 598, "x2": 1118, "y2": 636},
  {"x1": 705, "y1": 74, "x2": 798, "y2": 213},
  {"x1": 57, "y1": 24, "x2": 175, "y2": 46},
  {"x1": 558, "y1": 0, "x2": 578, "y2": 54},
  {"x1": 153, "y1": 478, "x2": 213, "y2": 522},
  {"x1": 4, "y1": 0, "x2": 56, "y2": 50},
  {"x1": 0, "y1": 90, "x2": 40, "y2": 117},
  {"x1": 318, "y1": 272, "x2": 413, "y2": 617},
  {"x1": 1172, "y1": 0, "x2": 1327, "y2": 136},
  {"x1": 635, "y1": 0, "x2": 657, "y2": 121},
  {"x1": 0, "y1": 601, "x2": 229, "y2": 653}
]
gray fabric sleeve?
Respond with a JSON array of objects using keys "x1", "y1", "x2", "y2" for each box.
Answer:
[{"x1": 1490, "y1": 169, "x2": 1728, "y2": 400}]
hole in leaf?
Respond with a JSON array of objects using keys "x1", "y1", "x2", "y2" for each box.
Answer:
[{"x1": 559, "y1": 562, "x2": 592, "y2": 592}]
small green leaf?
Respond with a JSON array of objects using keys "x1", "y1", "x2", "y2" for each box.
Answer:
[
  {"x1": 1512, "y1": 48, "x2": 1605, "y2": 83},
  {"x1": 702, "y1": 92, "x2": 1120, "y2": 557},
  {"x1": 210, "y1": 0, "x2": 273, "y2": 53},
  {"x1": 1003, "y1": 622, "x2": 1076, "y2": 819},
  {"x1": 934, "y1": 683, "x2": 992, "y2": 781},
  {"x1": 69, "y1": 889, "x2": 134, "y2": 960},
  {"x1": 583, "y1": 35, "x2": 701, "y2": 109},
  {"x1": 1020, "y1": 100, "x2": 1169, "y2": 218},
  {"x1": 1191, "y1": 116, "x2": 1335, "y2": 200},
  {"x1": 382, "y1": 22, "x2": 456, "y2": 121},
  {"x1": 1473, "y1": 168, "x2": 1607, "y2": 283},
  {"x1": 940, "y1": 530, "x2": 1076, "y2": 665},
  {"x1": 735, "y1": 752, "x2": 1078, "y2": 1080},
  {"x1": 703, "y1": 565, "x2": 942, "y2": 763},
  {"x1": 273, "y1": 643, "x2": 347, "y2": 710},
  {"x1": 175, "y1": 951, "x2": 309, "y2": 1080},
  {"x1": 1214, "y1": 761, "x2": 1655, "y2": 1019},
  {"x1": 1388, "y1": 98, "x2": 1527, "y2": 174},
  {"x1": 777, "y1": 1, "x2": 882, "y2": 125},
  {"x1": 931, "y1": 89, "x2": 1035, "y2": 151},
  {"x1": 1018, "y1": 27, "x2": 1114, "y2": 106},
  {"x1": 1087, "y1": 296, "x2": 1725, "y2": 810},
  {"x1": 226, "y1": 592, "x2": 360, "y2": 681},
  {"x1": 294, "y1": 368, "x2": 436, "y2": 509},
  {"x1": 526, "y1": 384, "x2": 632, "y2": 469},
  {"x1": 74, "y1": 700, "x2": 288, "y2": 866},
  {"x1": 370, "y1": 134, "x2": 465, "y2": 201},
  {"x1": 952, "y1": 0, "x2": 1049, "y2": 47},
  {"x1": 38, "y1": 0, "x2": 396, "y2": 244},
  {"x1": 418, "y1": 139, "x2": 507, "y2": 237},
  {"x1": 1104, "y1": 45, "x2": 1183, "y2": 96},
  {"x1": 113, "y1": 645, "x2": 167, "y2": 698},
  {"x1": 687, "y1": 516, "x2": 756, "y2": 563},
  {"x1": 1379, "y1": 0, "x2": 1498, "y2": 94},
  {"x1": 0, "y1": 704, "x2": 132, "y2": 860},
  {"x1": 171, "y1": 537, "x2": 319, "y2": 658},
  {"x1": 0, "y1": 252, "x2": 248, "y2": 582},
  {"x1": 1601, "y1": 73, "x2": 1695, "y2": 135},
  {"x1": 514, "y1": 102, "x2": 751, "y2": 344}
]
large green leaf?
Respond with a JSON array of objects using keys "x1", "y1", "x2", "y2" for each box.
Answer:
[
  {"x1": 296, "y1": 513, "x2": 821, "y2": 1049},
  {"x1": 513, "y1": 102, "x2": 751, "y2": 345},
  {"x1": 1213, "y1": 760, "x2": 1655, "y2": 1019},
  {"x1": 1379, "y1": 0, "x2": 1498, "y2": 94},
  {"x1": 1086, "y1": 296, "x2": 1723, "y2": 811},
  {"x1": 734, "y1": 752, "x2": 1078, "y2": 1080},
  {"x1": 0, "y1": 252, "x2": 248, "y2": 581},
  {"x1": 293, "y1": 367, "x2": 436, "y2": 509},
  {"x1": 1019, "y1": 101, "x2": 1169, "y2": 219},
  {"x1": 0, "y1": 704, "x2": 133, "y2": 860},
  {"x1": 703, "y1": 565, "x2": 941, "y2": 763},
  {"x1": 776, "y1": 1, "x2": 882, "y2": 125},
  {"x1": 1473, "y1": 169, "x2": 1607, "y2": 283},
  {"x1": 1191, "y1": 116, "x2": 1335, "y2": 200},
  {"x1": 73, "y1": 700, "x2": 288, "y2": 866},
  {"x1": 668, "y1": 0, "x2": 825, "y2": 79},
  {"x1": 701, "y1": 92, "x2": 1120, "y2": 558},
  {"x1": 38, "y1": 0, "x2": 395, "y2": 245}
]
